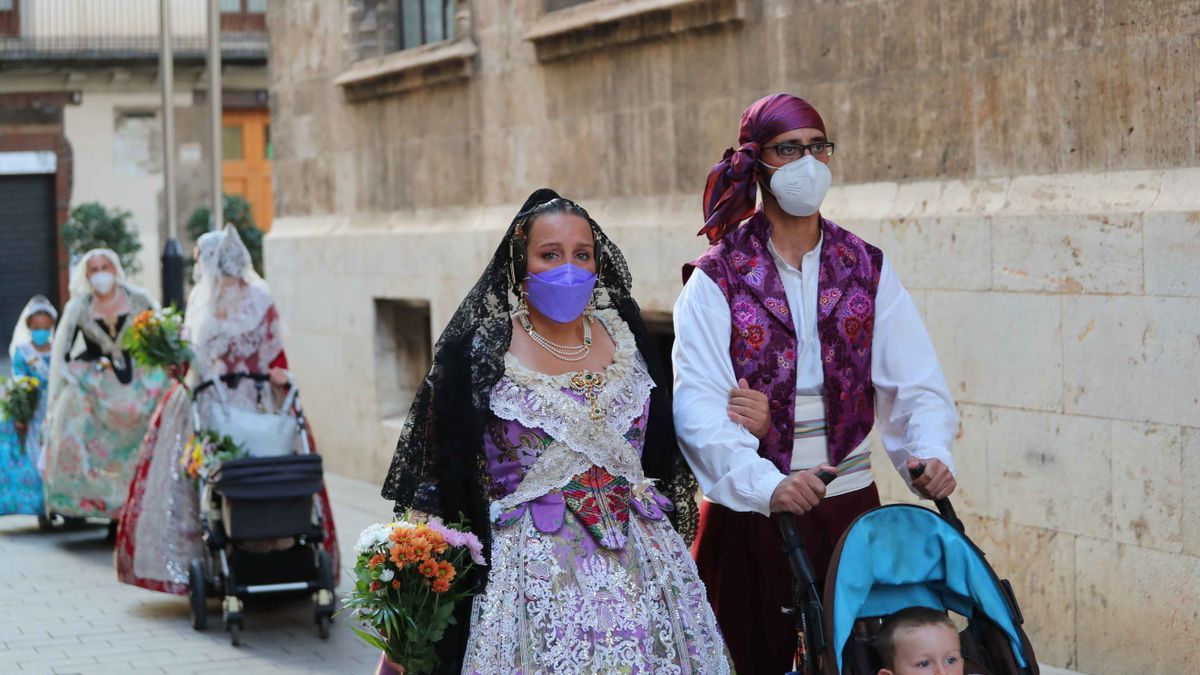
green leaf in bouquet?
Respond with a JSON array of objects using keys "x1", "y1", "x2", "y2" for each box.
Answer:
[
  {"x1": 382, "y1": 608, "x2": 402, "y2": 646},
  {"x1": 349, "y1": 625, "x2": 390, "y2": 653}
]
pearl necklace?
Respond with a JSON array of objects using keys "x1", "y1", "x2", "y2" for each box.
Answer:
[{"x1": 519, "y1": 312, "x2": 593, "y2": 362}]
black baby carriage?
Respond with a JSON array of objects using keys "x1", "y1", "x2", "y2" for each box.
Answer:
[
  {"x1": 780, "y1": 467, "x2": 1038, "y2": 674},
  {"x1": 186, "y1": 373, "x2": 337, "y2": 646}
]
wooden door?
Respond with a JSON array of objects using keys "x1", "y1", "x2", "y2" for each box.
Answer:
[{"x1": 221, "y1": 109, "x2": 273, "y2": 232}]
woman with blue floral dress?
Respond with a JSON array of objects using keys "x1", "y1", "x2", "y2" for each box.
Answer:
[{"x1": 0, "y1": 295, "x2": 57, "y2": 516}]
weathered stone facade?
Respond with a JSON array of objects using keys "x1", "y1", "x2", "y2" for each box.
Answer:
[{"x1": 266, "y1": 1, "x2": 1200, "y2": 671}]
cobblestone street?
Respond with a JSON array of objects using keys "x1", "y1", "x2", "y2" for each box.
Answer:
[{"x1": 0, "y1": 474, "x2": 392, "y2": 674}]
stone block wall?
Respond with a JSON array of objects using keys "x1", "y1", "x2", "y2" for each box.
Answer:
[{"x1": 266, "y1": 1, "x2": 1200, "y2": 671}]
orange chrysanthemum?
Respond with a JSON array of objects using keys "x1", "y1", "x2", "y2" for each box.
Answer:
[
  {"x1": 418, "y1": 559, "x2": 438, "y2": 578},
  {"x1": 409, "y1": 535, "x2": 433, "y2": 559},
  {"x1": 427, "y1": 531, "x2": 448, "y2": 555},
  {"x1": 391, "y1": 579, "x2": 401, "y2": 590},
  {"x1": 370, "y1": 581, "x2": 382, "y2": 592},
  {"x1": 368, "y1": 553, "x2": 385, "y2": 569},
  {"x1": 390, "y1": 544, "x2": 419, "y2": 568},
  {"x1": 435, "y1": 560, "x2": 456, "y2": 581},
  {"x1": 431, "y1": 578, "x2": 450, "y2": 593}
]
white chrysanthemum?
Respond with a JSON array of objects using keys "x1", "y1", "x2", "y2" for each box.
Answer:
[
  {"x1": 379, "y1": 568, "x2": 394, "y2": 582},
  {"x1": 354, "y1": 522, "x2": 396, "y2": 555}
]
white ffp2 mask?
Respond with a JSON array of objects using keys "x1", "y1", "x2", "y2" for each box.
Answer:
[
  {"x1": 89, "y1": 271, "x2": 116, "y2": 295},
  {"x1": 762, "y1": 155, "x2": 832, "y2": 217}
]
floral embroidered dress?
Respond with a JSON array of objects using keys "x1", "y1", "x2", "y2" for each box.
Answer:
[
  {"x1": 0, "y1": 344, "x2": 52, "y2": 515},
  {"x1": 42, "y1": 288, "x2": 168, "y2": 519},
  {"x1": 462, "y1": 309, "x2": 730, "y2": 674}
]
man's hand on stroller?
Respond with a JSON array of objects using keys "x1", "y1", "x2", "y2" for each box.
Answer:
[
  {"x1": 770, "y1": 464, "x2": 837, "y2": 515},
  {"x1": 908, "y1": 458, "x2": 956, "y2": 500}
]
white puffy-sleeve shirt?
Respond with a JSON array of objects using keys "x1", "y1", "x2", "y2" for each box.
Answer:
[{"x1": 671, "y1": 237, "x2": 958, "y2": 516}]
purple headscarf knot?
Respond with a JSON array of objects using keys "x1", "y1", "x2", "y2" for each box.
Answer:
[
  {"x1": 699, "y1": 93, "x2": 827, "y2": 244},
  {"x1": 727, "y1": 142, "x2": 760, "y2": 180}
]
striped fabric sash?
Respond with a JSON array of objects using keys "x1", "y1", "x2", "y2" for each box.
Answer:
[
  {"x1": 794, "y1": 417, "x2": 826, "y2": 440},
  {"x1": 793, "y1": 417, "x2": 872, "y2": 476},
  {"x1": 831, "y1": 451, "x2": 871, "y2": 476}
]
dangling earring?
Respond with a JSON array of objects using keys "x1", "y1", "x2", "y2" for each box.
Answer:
[
  {"x1": 513, "y1": 289, "x2": 530, "y2": 318},
  {"x1": 586, "y1": 284, "x2": 602, "y2": 316}
]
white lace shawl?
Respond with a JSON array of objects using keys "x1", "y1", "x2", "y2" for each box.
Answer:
[
  {"x1": 185, "y1": 225, "x2": 281, "y2": 379},
  {"x1": 488, "y1": 309, "x2": 655, "y2": 516}
]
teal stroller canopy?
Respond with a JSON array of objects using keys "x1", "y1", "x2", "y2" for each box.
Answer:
[{"x1": 826, "y1": 504, "x2": 1032, "y2": 672}]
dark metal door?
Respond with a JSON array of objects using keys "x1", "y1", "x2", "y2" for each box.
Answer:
[{"x1": 0, "y1": 174, "x2": 59, "y2": 351}]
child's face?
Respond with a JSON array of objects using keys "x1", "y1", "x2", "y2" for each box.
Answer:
[{"x1": 880, "y1": 624, "x2": 964, "y2": 675}]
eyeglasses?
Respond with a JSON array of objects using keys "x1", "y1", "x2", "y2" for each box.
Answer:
[{"x1": 763, "y1": 141, "x2": 836, "y2": 160}]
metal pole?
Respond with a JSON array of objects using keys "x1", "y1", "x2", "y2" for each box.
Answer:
[
  {"x1": 208, "y1": 0, "x2": 223, "y2": 231},
  {"x1": 159, "y1": 0, "x2": 184, "y2": 308}
]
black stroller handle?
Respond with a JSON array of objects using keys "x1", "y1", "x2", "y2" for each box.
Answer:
[
  {"x1": 779, "y1": 469, "x2": 838, "y2": 674},
  {"x1": 194, "y1": 371, "x2": 274, "y2": 395},
  {"x1": 778, "y1": 470, "x2": 837, "y2": 593},
  {"x1": 909, "y1": 462, "x2": 965, "y2": 533}
]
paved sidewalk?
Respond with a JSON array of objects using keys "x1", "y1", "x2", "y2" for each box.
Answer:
[{"x1": 0, "y1": 473, "x2": 394, "y2": 674}]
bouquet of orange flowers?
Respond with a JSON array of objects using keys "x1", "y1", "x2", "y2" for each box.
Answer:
[
  {"x1": 122, "y1": 306, "x2": 192, "y2": 377},
  {"x1": 343, "y1": 515, "x2": 486, "y2": 674}
]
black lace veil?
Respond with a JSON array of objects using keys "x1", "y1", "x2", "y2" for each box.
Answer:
[{"x1": 381, "y1": 187, "x2": 699, "y2": 563}]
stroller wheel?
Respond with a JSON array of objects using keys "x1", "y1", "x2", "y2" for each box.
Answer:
[
  {"x1": 36, "y1": 514, "x2": 52, "y2": 531},
  {"x1": 188, "y1": 560, "x2": 208, "y2": 631},
  {"x1": 223, "y1": 587, "x2": 244, "y2": 647},
  {"x1": 314, "y1": 550, "x2": 335, "y2": 640}
]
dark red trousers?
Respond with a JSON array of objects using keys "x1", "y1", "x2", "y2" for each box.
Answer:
[{"x1": 692, "y1": 484, "x2": 881, "y2": 675}]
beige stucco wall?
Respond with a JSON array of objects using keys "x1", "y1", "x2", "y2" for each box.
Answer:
[
  {"x1": 64, "y1": 90, "x2": 187, "y2": 294},
  {"x1": 265, "y1": 1, "x2": 1200, "y2": 672}
]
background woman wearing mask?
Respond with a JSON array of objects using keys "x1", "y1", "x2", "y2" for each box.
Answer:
[
  {"x1": 0, "y1": 295, "x2": 58, "y2": 517},
  {"x1": 43, "y1": 249, "x2": 167, "y2": 529}
]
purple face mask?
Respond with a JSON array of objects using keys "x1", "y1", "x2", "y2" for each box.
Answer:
[{"x1": 526, "y1": 263, "x2": 598, "y2": 323}]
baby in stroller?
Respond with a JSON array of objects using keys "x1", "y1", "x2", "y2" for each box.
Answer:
[
  {"x1": 776, "y1": 465, "x2": 1037, "y2": 674},
  {"x1": 875, "y1": 606, "x2": 964, "y2": 675},
  {"x1": 820, "y1": 500, "x2": 1039, "y2": 675}
]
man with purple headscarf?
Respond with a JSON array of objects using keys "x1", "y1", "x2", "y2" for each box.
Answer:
[{"x1": 672, "y1": 93, "x2": 959, "y2": 672}]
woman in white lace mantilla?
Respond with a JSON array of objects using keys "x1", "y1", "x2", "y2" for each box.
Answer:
[
  {"x1": 115, "y1": 225, "x2": 339, "y2": 593},
  {"x1": 382, "y1": 189, "x2": 730, "y2": 674}
]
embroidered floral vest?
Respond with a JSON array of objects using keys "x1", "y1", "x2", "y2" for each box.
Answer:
[{"x1": 684, "y1": 211, "x2": 884, "y2": 472}]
